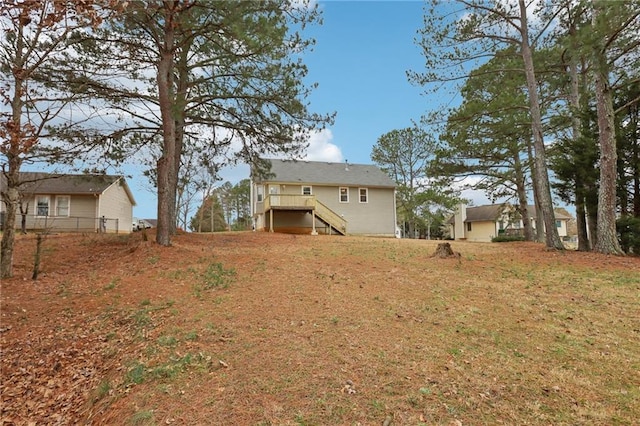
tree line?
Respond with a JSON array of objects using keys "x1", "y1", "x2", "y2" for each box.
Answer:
[
  {"x1": 189, "y1": 179, "x2": 251, "y2": 233},
  {"x1": 373, "y1": 0, "x2": 639, "y2": 255}
]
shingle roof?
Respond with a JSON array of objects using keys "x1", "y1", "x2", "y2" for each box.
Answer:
[
  {"x1": 447, "y1": 203, "x2": 574, "y2": 225},
  {"x1": 465, "y1": 204, "x2": 506, "y2": 222},
  {"x1": 529, "y1": 206, "x2": 573, "y2": 220},
  {"x1": 257, "y1": 159, "x2": 396, "y2": 188},
  {"x1": 2, "y1": 172, "x2": 136, "y2": 205}
]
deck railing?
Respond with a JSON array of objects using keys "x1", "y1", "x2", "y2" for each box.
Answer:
[
  {"x1": 263, "y1": 194, "x2": 347, "y2": 233},
  {"x1": 264, "y1": 194, "x2": 316, "y2": 210}
]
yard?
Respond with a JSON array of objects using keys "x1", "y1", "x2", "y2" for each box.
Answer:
[{"x1": 1, "y1": 231, "x2": 638, "y2": 425}]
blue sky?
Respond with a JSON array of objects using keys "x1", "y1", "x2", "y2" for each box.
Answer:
[
  {"x1": 131, "y1": 0, "x2": 464, "y2": 219},
  {"x1": 116, "y1": 1, "x2": 498, "y2": 219}
]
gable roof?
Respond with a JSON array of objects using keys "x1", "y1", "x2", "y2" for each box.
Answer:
[
  {"x1": 257, "y1": 159, "x2": 396, "y2": 188},
  {"x1": 448, "y1": 203, "x2": 574, "y2": 224},
  {"x1": 465, "y1": 204, "x2": 506, "y2": 222},
  {"x1": 4, "y1": 172, "x2": 136, "y2": 205}
]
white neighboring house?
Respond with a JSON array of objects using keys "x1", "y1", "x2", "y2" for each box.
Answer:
[
  {"x1": 0, "y1": 172, "x2": 136, "y2": 234},
  {"x1": 251, "y1": 159, "x2": 397, "y2": 237},
  {"x1": 449, "y1": 203, "x2": 573, "y2": 242}
]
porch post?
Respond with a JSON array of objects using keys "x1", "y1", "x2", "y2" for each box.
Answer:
[
  {"x1": 311, "y1": 210, "x2": 318, "y2": 235},
  {"x1": 269, "y1": 211, "x2": 274, "y2": 232}
]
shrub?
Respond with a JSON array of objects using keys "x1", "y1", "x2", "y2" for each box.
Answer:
[
  {"x1": 617, "y1": 216, "x2": 640, "y2": 254},
  {"x1": 492, "y1": 235, "x2": 526, "y2": 243}
]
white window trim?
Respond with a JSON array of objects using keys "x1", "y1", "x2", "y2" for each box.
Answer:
[
  {"x1": 359, "y1": 187, "x2": 368, "y2": 203},
  {"x1": 339, "y1": 187, "x2": 349, "y2": 203},
  {"x1": 302, "y1": 185, "x2": 312, "y2": 195},
  {"x1": 55, "y1": 195, "x2": 70, "y2": 217},
  {"x1": 35, "y1": 195, "x2": 50, "y2": 217},
  {"x1": 256, "y1": 185, "x2": 264, "y2": 202}
]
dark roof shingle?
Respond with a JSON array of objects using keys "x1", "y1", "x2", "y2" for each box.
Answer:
[
  {"x1": 258, "y1": 159, "x2": 395, "y2": 188},
  {"x1": 14, "y1": 172, "x2": 122, "y2": 195}
]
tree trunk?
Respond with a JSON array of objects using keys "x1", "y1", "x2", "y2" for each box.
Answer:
[
  {"x1": 591, "y1": 2, "x2": 624, "y2": 255},
  {"x1": 514, "y1": 155, "x2": 533, "y2": 241},
  {"x1": 155, "y1": 2, "x2": 177, "y2": 247},
  {"x1": 32, "y1": 234, "x2": 43, "y2": 280},
  {"x1": 20, "y1": 201, "x2": 28, "y2": 234},
  {"x1": 525, "y1": 135, "x2": 544, "y2": 242},
  {"x1": 0, "y1": 185, "x2": 18, "y2": 278},
  {"x1": 593, "y1": 66, "x2": 624, "y2": 254},
  {"x1": 566, "y1": 35, "x2": 590, "y2": 251},
  {"x1": 586, "y1": 184, "x2": 598, "y2": 247},
  {"x1": 631, "y1": 102, "x2": 640, "y2": 217},
  {"x1": 575, "y1": 189, "x2": 591, "y2": 251},
  {"x1": 518, "y1": 0, "x2": 564, "y2": 250},
  {"x1": 0, "y1": 20, "x2": 26, "y2": 278}
]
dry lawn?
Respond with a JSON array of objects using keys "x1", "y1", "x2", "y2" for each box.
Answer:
[{"x1": 1, "y1": 231, "x2": 639, "y2": 425}]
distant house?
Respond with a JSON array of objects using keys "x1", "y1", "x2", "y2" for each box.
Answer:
[
  {"x1": 251, "y1": 159, "x2": 397, "y2": 236},
  {"x1": 0, "y1": 172, "x2": 136, "y2": 234},
  {"x1": 449, "y1": 203, "x2": 573, "y2": 242}
]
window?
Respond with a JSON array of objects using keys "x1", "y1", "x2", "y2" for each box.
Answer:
[
  {"x1": 302, "y1": 186, "x2": 312, "y2": 195},
  {"x1": 359, "y1": 188, "x2": 368, "y2": 203},
  {"x1": 56, "y1": 196, "x2": 70, "y2": 217},
  {"x1": 466, "y1": 222, "x2": 472, "y2": 232},
  {"x1": 36, "y1": 196, "x2": 50, "y2": 216},
  {"x1": 256, "y1": 185, "x2": 264, "y2": 202},
  {"x1": 555, "y1": 220, "x2": 562, "y2": 228},
  {"x1": 339, "y1": 187, "x2": 349, "y2": 203}
]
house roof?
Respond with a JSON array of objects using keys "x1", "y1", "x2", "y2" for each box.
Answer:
[
  {"x1": 465, "y1": 204, "x2": 506, "y2": 222},
  {"x1": 529, "y1": 206, "x2": 573, "y2": 220},
  {"x1": 448, "y1": 203, "x2": 574, "y2": 224},
  {"x1": 257, "y1": 159, "x2": 396, "y2": 188},
  {"x1": 4, "y1": 172, "x2": 137, "y2": 205}
]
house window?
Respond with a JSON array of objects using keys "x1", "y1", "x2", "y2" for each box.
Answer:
[
  {"x1": 555, "y1": 220, "x2": 562, "y2": 228},
  {"x1": 302, "y1": 186, "x2": 312, "y2": 195},
  {"x1": 55, "y1": 196, "x2": 70, "y2": 217},
  {"x1": 339, "y1": 187, "x2": 349, "y2": 203},
  {"x1": 256, "y1": 185, "x2": 264, "y2": 202},
  {"x1": 36, "y1": 196, "x2": 50, "y2": 216},
  {"x1": 359, "y1": 188, "x2": 368, "y2": 203},
  {"x1": 466, "y1": 222, "x2": 472, "y2": 232}
]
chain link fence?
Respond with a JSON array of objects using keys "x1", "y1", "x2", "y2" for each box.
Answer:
[{"x1": 2, "y1": 213, "x2": 123, "y2": 234}]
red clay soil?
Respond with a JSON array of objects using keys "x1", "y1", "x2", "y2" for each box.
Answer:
[{"x1": 1, "y1": 231, "x2": 638, "y2": 425}]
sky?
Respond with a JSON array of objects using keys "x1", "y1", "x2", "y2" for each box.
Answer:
[{"x1": 128, "y1": 0, "x2": 482, "y2": 219}]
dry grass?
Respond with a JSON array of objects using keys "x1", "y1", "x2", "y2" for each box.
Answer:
[{"x1": 1, "y1": 232, "x2": 639, "y2": 425}]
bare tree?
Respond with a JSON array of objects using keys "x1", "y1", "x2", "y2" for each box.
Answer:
[{"x1": 0, "y1": 0, "x2": 110, "y2": 278}]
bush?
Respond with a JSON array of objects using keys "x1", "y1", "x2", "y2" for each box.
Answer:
[
  {"x1": 617, "y1": 216, "x2": 640, "y2": 254},
  {"x1": 492, "y1": 235, "x2": 526, "y2": 243}
]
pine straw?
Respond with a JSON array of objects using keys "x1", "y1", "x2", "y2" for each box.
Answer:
[{"x1": 1, "y1": 232, "x2": 639, "y2": 425}]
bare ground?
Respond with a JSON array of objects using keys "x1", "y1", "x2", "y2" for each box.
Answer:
[{"x1": 1, "y1": 231, "x2": 639, "y2": 425}]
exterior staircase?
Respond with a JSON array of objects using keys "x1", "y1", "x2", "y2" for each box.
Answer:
[{"x1": 263, "y1": 194, "x2": 347, "y2": 235}]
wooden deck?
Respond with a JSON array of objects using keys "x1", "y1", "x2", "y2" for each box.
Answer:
[{"x1": 263, "y1": 194, "x2": 347, "y2": 235}]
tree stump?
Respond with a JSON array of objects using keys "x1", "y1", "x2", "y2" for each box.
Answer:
[{"x1": 431, "y1": 242, "x2": 460, "y2": 258}]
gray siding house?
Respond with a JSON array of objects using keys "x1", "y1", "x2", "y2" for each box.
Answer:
[
  {"x1": 251, "y1": 159, "x2": 397, "y2": 237},
  {"x1": 1, "y1": 172, "x2": 136, "y2": 233}
]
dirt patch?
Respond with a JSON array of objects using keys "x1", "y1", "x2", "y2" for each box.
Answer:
[{"x1": 2, "y1": 232, "x2": 639, "y2": 425}]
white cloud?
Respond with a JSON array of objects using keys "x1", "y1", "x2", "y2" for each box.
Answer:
[
  {"x1": 303, "y1": 128, "x2": 343, "y2": 162},
  {"x1": 216, "y1": 127, "x2": 342, "y2": 185},
  {"x1": 452, "y1": 175, "x2": 500, "y2": 206}
]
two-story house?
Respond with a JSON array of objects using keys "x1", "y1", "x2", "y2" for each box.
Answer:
[{"x1": 251, "y1": 159, "x2": 397, "y2": 237}]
